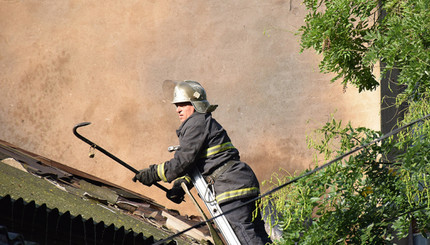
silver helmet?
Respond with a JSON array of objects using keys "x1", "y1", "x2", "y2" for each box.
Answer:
[{"x1": 172, "y1": 80, "x2": 218, "y2": 113}]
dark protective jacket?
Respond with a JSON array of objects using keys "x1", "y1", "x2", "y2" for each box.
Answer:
[{"x1": 155, "y1": 112, "x2": 260, "y2": 204}]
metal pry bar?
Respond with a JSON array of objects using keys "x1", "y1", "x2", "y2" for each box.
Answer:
[{"x1": 73, "y1": 122, "x2": 168, "y2": 192}]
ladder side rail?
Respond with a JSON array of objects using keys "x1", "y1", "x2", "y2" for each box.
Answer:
[{"x1": 189, "y1": 168, "x2": 241, "y2": 245}]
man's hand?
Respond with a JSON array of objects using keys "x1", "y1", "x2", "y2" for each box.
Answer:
[
  {"x1": 132, "y1": 165, "x2": 160, "y2": 186},
  {"x1": 166, "y1": 178, "x2": 187, "y2": 204}
]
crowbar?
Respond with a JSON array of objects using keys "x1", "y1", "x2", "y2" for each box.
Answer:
[{"x1": 73, "y1": 122, "x2": 168, "y2": 193}]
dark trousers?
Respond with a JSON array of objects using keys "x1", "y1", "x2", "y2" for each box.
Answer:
[{"x1": 220, "y1": 198, "x2": 272, "y2": 244}]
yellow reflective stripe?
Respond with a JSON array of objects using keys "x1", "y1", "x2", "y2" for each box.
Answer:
[
  {"x1": 177, "y1": 175, "x2": 192, "y2": 184},
  {"x1": 216, "y1": 187, "x2": 259, "y2": 203},
  {"x1": 200, "y1": 142, "x2": 235, "y2": 158},
  {"x1": 184, "y1": 175, "x2": 192, "y2": 183},
  {"x1": 157, "y1": 163, "x2": 168, "y2": 182}
]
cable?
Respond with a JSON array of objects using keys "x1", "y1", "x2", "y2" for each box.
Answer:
[{"x1": 154, "y1": 113, "x2": 430, "y2": 244}]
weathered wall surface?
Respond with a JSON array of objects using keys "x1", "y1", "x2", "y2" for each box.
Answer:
[{"x1": 0, "y1": 1, "x2": 379, "y2": 215}]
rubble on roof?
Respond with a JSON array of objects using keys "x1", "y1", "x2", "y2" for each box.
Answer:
[{"x1": 0, "y1": 139, "x2": 214, "y2": 245}]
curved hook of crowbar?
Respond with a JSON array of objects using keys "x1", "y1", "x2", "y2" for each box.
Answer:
[
  {"x1": 73, "y1": 122, "x2": 168, "y2": 192},
  {"x1": 73, "y1": 122, "x2": 94, "y2": 146}
]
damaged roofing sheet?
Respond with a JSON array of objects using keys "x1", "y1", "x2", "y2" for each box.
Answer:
[{"x1": 0, "y1": 139, "x2": 213, "y2": 245}]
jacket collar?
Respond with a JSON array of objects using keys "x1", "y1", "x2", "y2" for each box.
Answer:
[{"x1": 176, "y1": 112, "x2": 210, "y2": 134}]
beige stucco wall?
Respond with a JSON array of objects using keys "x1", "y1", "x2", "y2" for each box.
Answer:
[{"x1": 0, "y1": 1, "x2": 379, "y2": 215}]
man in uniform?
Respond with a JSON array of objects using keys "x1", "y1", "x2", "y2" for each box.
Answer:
[{"x1": 133, "y1": 80, "x2": 272, "y2": 244}]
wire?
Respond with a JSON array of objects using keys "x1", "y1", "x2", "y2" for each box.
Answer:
[{"x1": 154, "y1": 113, "x2": 430, "y2": 245}]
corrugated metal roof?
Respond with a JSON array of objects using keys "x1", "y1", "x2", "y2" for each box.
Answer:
[
  {"x1": 0, "y1": 194, "x2": 173, "y2": 244},
  {"x1": 0, "y1": 139, "x2": 212, "y2": 244}
]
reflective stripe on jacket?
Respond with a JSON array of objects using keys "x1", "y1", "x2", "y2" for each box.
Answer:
[{"x1": 156, "y1": 112, "x2": 260, "y2": 204}]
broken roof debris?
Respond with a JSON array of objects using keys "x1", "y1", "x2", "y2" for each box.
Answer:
[{"x1": 0, "y1": 139, "x2": 214, "y2": 244}]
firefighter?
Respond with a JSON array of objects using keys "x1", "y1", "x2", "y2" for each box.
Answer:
[{"x1": 133, "y1": 80, "x2": 272, "y2": 244}]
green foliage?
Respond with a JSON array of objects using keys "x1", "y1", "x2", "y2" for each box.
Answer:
[
  {"x1": 299, "y1": 0, "x2": 430, "y2": 98},
  {"x1": 299, "y1": 0, "x2": 380, "y2": 91},
  {"x1": 368, "y1": 0, "x2": 430, "y2": 101},
  {"x1": 263, "y1": 0, "x2": 430, "y2": 243},
  {"x1": 261, "y1": 92, "x2": 430, "y2": 244}
]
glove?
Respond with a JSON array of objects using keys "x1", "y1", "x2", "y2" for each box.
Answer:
[
  {"x1": 166, "y1": 178, "x2": 188, "y2": 204},
  {"x1": 132, "y1": 164, "x2": 161, "y2": 186}
]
